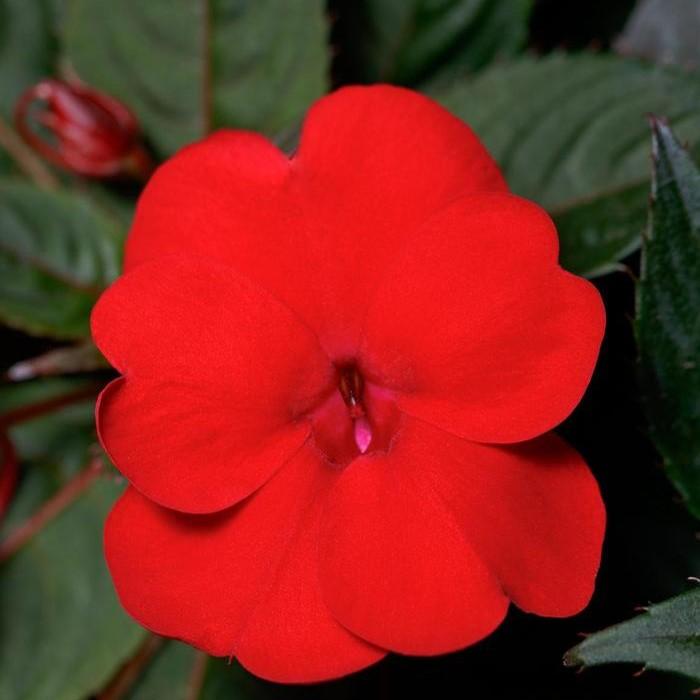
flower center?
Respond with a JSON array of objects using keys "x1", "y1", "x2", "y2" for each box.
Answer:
[
  {"x1": 310, "y1": 362, "x2": 399, "y2": 466},
  {"x1": 337, "y1": 364, "x2": 372, "y2": 454}
]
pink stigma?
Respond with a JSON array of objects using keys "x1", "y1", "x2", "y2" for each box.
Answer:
[{"x1": 354, "y1": 416, "x2": 372, "y2": 454}]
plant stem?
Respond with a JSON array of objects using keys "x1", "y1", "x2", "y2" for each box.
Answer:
[
  {"x1": 97, "y1": 634, "x2": 164, "y2": 700},
  {"x1": 6, "y1": 342, "x2": 108, "y2": 381},
  {"x1": 0, "y1": 454, "x2": 102, "y2": 563},
  {"x1": 0, "y1": 115, "x2": 60, "y2": 191},
  {"x1": 186, "y1": 651, "x2": 209, "y2": 700},
  {"x1": 0, "y1": 383, "x2": 102, "y2": 427}
]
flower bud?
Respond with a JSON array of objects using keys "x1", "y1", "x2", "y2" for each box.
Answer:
[{"x1": 14, "y1": 79, "x2": 152, "y2": 179}]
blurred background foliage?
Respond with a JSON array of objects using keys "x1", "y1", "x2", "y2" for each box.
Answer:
[{"x1": 0, "y1": 1, "x2": 698, "y2": 698}]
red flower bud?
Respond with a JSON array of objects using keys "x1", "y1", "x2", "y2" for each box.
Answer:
[{"x1": 14, "y1": 79, "x2": 152, "y2": 179}]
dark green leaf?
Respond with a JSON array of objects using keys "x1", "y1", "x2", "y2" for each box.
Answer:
[
  {"x1": 0, "y1": 475, "x2": 145, "y2": 700},
  {"x1": 63, "y1": 0, "x2": 329, "y2": 157},
  {"x1": 432, "y1": 54, "x2": 700, "y2": 276},
  {"x1": 76, "y1": 182, "x2": 136, "y2": 232},
  {"x1": 125, "y1": 642, "x2": 197, "y2": 700},
  {"x1": 565, "y1": 588, "x2": 700, "y2": 682},
  {"x1": 0, "y1": 377, "x2": 98, "y2": 534},
  {"x1": 338, "y1": 0, "x2": 531, "y2": 85},
  {"x1": 0, "y1": 375, "x2": 96, "y2": 417},
  {"x1": 637, "y1": 119, "x2": 700, "y2": 518},
  {"x1": 12, "y1": 394, "x2": 93, "y2": 461},
  {"x1": 0, "y1": 0, "x2": 54, "y2": 175},
  {"x1": 209, "y1": 0, "x2": 328, "y2": 140},
  {"x1": 0, "y1": 179, "x2": 123, "y2": 338},
  {"x1": 126, "y1": 644, "x2": 286, "y2": 700},
  {"x1": 0, "y1": 0, "x2": 54, "y2": 120},
  {"x1": 552, "y1": 181, "x2": 650, "y2": 277},
  {"x1": 128, "y1": 643, "x2": 376, "y2": 700},
  {"x1": 200, "y1": 657, "x2": 278, "y2": 700}
]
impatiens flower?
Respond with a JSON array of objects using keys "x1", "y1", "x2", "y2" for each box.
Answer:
[
  {"x1": 92, "y1": 86, "x2": 606, "y2": 684},
  {"x1": 15, "y1": 79, "x2": 152, "y2": 179}
]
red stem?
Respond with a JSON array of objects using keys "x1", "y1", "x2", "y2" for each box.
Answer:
[
  {"x1": 186, "y1": 651, "x2": 209, "y2": 700},
  {"x1": 0, "y1": 455, "x2": 102, "y2": 563},
  {"x1": 0, "y1": 115, "x2": 59, "y2": 190},
  {"x1": 0, "y1": 383, "x2": 101, "y2": 428},
  {"x1": 97, "y1": 634, "x2": 164, "y2": 700}
]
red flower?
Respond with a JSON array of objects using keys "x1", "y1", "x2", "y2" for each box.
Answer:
[
  {"x1": 92, "y1": 86, "x2": 606, "y2": 683},
  {"x1": 15, "y1": 79, "x2": 151, "y2": 179}
]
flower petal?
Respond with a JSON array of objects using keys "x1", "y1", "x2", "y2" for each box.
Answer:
[
  {"x1": 394, "y1": 418, "x2": 606, "y2": 617},
  {"x1": 124, "y1": 130, "x2": 326, "y2": 335},
  {"x1": 361, "y1": 193, "x2": 605, "y2": 443},
  {"x1": 291, "y1": 84, "x2": 507, "y2": 352},
  {"x1": 318, "y1": 434, "x2": 510, "y2": 656},
  {"x1": 105, "y1": 447, "x2": 385, "y2": 683},
  {"x1": 124, "y1": 86, "x2": 506, "y2": 355},
  {"x1": 124, "y1": 129, "x2": 292, "y2": 273},
  {"x1": 92, "y1": 257, "x2": 333, "y2": 513}
]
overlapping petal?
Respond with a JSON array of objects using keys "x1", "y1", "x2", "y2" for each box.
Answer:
[
  {"x1": 318, "y1": 417, "x2": 604, "y2": 656},
  {"x1": 291, "y1": 85, "x2": 508, "y2": 351},
  {"x1": 318, "y1": 435, "x2": 510, "y2": 656},
  {"x1": 92, "y1": 257, "x2": 333, "y2": 513},
  {"x1": 105, "y1": 446, "x2": 385, "y2": 683},
  {"x1": 391, "y1": 418, "x2": 605, "y2": 616},
  {"x1": 124, "y1": 85, "x2": 506, "y2": 354},
  {"x1": 124, "y1": 130, "x2": 327, "y2": 341},
  {"x1": 360, "y1": 193, "x2": 605, "y2": 443}
]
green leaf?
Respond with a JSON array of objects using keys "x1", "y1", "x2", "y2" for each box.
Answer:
[
  {"x1": 0, "y1": 0, "x2": 54, "y2": 120},
  {"x1": 0, "y1": 375, "x2": 96, "y2": 417},
  {"x1": 0, "y1": 475, "x2": 146, "y2": 700},
  {"x1": 339, "y1": 0, "x2": 532, "y2": 85},
  {"x1": 552, "y1": 180, "x2": 650, "y2": 277},
  {"x1": 126, "y1": 642, "x2": 197, "y2": 700},
  {"x1": 63, "y1": 0, "x2": 329, "y2": 157},
  {"x1": 0, "y1": 179, "x2": 123, "y2": 338},
  {"x1": 209, "y1": 1, "x2": 327, "y2": 140},
  {"x1": 637, "y1": 119, "x2": 700, "y2": 518},
  {"x1": 200, "y1": 657, "x2": 278, "y2": 700},
  {"x1": 128, "y1": 642, "x2": 376, "y2": 699},
  {"x1": 10, "y1": 397, "x2": 94, "y2": 475},
  {"x1": 565, "y1": 588, "x2": 700, "y2": 682},
  {"x1": 432, "y1": 54, "x2": 700, "y2": 276},
  {"x1": 125, "y1": 643, "x2": 282, "y2": 700},
  {"x1": 0, "y1": 0, "x2": 54, "y2": 174},
  {"x1": 0, "y1": 376, "x2": 99, "y2": 534}
]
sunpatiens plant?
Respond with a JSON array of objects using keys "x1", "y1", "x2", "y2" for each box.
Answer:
[
  {"x1": 1, "y1": 3, "x2": 699, "y2": 699},
  {"x1": 91, "y1": 86, "x2": 606, "y2": 682}
]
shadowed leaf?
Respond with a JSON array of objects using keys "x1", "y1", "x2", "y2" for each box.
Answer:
[
  {"x1": 565, "y1": 588, "x2": 700, "y2": 682},
  {"x1": 637, "y1": 119, "x2": 700, "y2": 518},
  {"x1": 337, "y1": 0, "x2": 532, "y2": 85}
]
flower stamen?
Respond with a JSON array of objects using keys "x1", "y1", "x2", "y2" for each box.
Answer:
[{"x1": 337, "y1": 364, "x2": 373, "y2": 454}]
